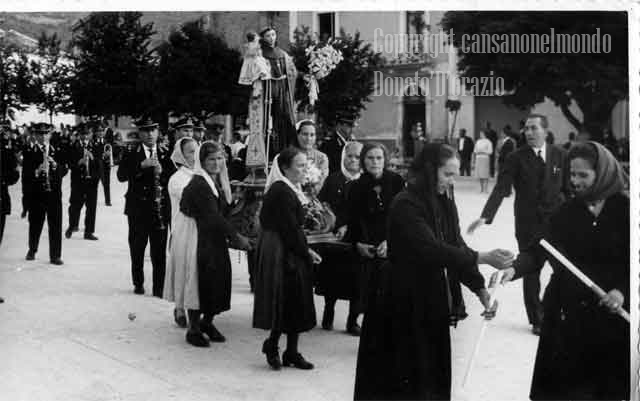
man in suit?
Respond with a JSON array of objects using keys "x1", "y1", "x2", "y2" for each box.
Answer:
[
  {"x1": 467, "y1": 114, "x2": 571, "y2": 335},
  {"x1": 321, "y1": 115, "x2": 354, "y2": 174},
  {"x1": 90, "y1": 119, "x2": 113, "y2": 206},
  {"x1": 457, "y1": 128, "x2": 474, "y2": 176},
  {"x1": 65, "y1": 123, "x2": 101, "y2": 241},
  {"x1": 23, "y1": 123, "x2": 68, "y2": 265},
  {"x1": 117, "y1": 117, "x2": 173, "y2": 297},
  {"x1": 192, "y1": 120, "x2": 205, "y2": 145},
  {"x1": 0, "y1": 120, "x2": 20, "y2": 245}
]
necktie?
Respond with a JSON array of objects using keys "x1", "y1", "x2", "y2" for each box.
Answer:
[{"x1": 536, "y1": 149, "x2": 544, "y2": 164}]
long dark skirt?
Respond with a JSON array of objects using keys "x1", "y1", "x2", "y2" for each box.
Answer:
[
  {"x1": 354, "y1": 262, "x2": 452, "y2": 401},
  {"x1": 358, "y1": 257, "x2": 387, "y2": 314},
  {"x1": 313, "y1": 242, "x2": 361, "y2": 301},
  {"x1": 252, "y1": 230, "x2": 316, "y2": 333},
  {"x1": 530, "y1": 281, "x2": 629, "y2": 400},
  {"x1": 198, "y1": 240, "x2": 232, "y2": 316}
]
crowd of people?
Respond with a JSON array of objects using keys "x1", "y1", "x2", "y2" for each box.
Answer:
[{"x1": 0, "y1": 111, "x2": 630, "y2": 400}]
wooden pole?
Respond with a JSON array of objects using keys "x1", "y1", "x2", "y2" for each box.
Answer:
[{"x1": 540, "y1": 239, "x2": 630, "y2": 323}]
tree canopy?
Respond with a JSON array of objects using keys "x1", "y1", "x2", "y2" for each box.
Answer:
[
  {"x1": 69, "y1": 12, "x2": 156, "y2": 119},
  {"x1": 441, "y1": 11, "x2": 628, "y2": 138},
  {"x1": 0, "y1": 38, "x2": 33, "y2": 119}
]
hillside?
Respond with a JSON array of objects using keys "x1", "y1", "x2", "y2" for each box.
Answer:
[{"x1": 0, "y1": 12, "x2": 210, "y2": 50}]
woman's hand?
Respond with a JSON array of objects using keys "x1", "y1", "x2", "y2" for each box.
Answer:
[
  {"x1": 490, "y1": 267, "x2": 515, "y2": 286},
  {"x1": 309, "y1": 249, "x2": 322, "y2": 265},
  {"x1": 356, "y1": 242, "x2": 376, "y2": 259},
  {"x1": 376, "y1": 240, "x2": 388, "y2": 258},
  {"x1": 479, "y1": 249, "x2": 514, "y2": 270},
  {"x1": 335, "y1": 225, "x2": 347, "y2": 241},
  {"x1": 235, "y1": 234, "x2": 252, "y2": 251},
  {"x1": 599, "y1": 289, "x2": 624, "y2": 314},
  {"x1": 476, "y1": 288, "x2": 498, "y2": 320}
]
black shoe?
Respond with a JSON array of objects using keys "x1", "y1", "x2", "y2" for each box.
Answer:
[
  {"x1": 133, "y1": 286, "x2": 145, "y2": 295},
  {"x1": 65, "y1": 228, "x2": 73, "y2": 239},
  {"x1": 72, "y1": 227, "x2": 79, "y2": 233},
  {"x1": 21, "y1": 210, "x2": 27, "y2": 218},
  {"x1": 105, "y1": 202, "x2": 112, "y2": 207},
  {"x1": 346, "y1": 322, "x2": 361, "y2": 337},
  {"x1": 321, "y1": 307, "x2": 334, "y2": 330},
  {"x1": 282, "y1": 350, "x2": 314, "y2": 370},
  {"x1": 174, "y1": 309, "x2": 187, "y2": 328},
  {"x1": 25, "y1": 251, "x2": 35, "y2": 261},
  {"x1": 0, "y1": 297, "x2": 4, "y2": 303},
  {"x1": 457, "y1": 311, "x2": 469, "y2": 321},
  {"x1": 262, "y1": 338, "x2": 281, "y2": 370},
  {"x1": 186, "y1": 330, "x2": 210, "y2": 347},
  {"x1": 201, "y1": 322, "x2": 226, "y2": 342},
  {"x1": 84, "y1": 233, "x2": 98, "y2": 241},
  {"x1": 532, "y1": 325, "x2": 542, "y2": 336},
  {"x1": 50, "y1": 258, "x2": 64, "y2": 265}
]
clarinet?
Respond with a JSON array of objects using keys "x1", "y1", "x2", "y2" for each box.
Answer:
[
  {"x1": 42, "y1": 145, "x2": 51, "y2": 192},
  {"x1": 150, "y1": 148, "x2": 165, "y2": 230}
]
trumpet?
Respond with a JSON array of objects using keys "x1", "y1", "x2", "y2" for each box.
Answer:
[{"x1": 104, "y1": 143, "x2": 113, "y2": 167}]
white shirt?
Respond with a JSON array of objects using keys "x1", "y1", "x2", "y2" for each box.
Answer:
[
  {"x1": 532, "y1": 142, "x2": 546, "y2": 163},
  {"x1": 143, "y1": 144, "x2": 157, "y2": 159}
]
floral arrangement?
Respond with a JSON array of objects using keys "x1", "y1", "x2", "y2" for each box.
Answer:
[
  {"x1": 303, "y1": 41, "x2": 343, "y2": 106},
  {"x1": 301, "y1": 161, "x2": 335, "y2": 233}
]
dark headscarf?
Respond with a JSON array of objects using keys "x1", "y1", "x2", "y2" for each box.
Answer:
[{"x1": 572, "y1": 141, "x2": 627, "y2": 203}]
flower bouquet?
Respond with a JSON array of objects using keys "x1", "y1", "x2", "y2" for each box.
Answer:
[
  {"x1": 304, "y1": 41, "x2": 343, "y2": 106},
  {"x1": 301, "y1": 162, "x2": 335, "y2": 234}
]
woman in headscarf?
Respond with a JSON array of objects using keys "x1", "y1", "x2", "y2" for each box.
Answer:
[
  {"x1": 179, "y1": 141, "x2": 251, "y2": 347},
  {"x1": 253, "y1": 146, "x2": 323, "y2": 371},
  {"x1": 314, "y1": 141, "x2": 364, "y2": 335},
  {"x1": 163, "y1": 137, "x2": 198, "y2": 329},
  {"x1": 346, "y1": 142, "x2": 404, "y2": 319},
  {"x1": 354, "y1": 143, "x2": 512, "y2": 401},
  {"x1": 499, "y1": 141, "x2": 629, "y2": 400}
]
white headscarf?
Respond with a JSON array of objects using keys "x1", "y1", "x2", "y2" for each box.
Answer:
[
  {"x1": 193, "y1": 140, "x2": 220, "y2": 198},
  {"x1": 340, "y1": 141, "x2": 363, "y2": 182},
  {"x1": 265, "y1": 154, "x2": 309, "y2": 205},
  {"x1": 171, "y1": 137, "x2": 196, "y2": 171}
]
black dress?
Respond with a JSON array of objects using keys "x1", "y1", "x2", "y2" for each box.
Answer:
[
  {"x1": 180, "y1": 175, "x2": 236, "y2": 316},
  {"x1": 313, "y1": 172, "x2": 360, "y2": 301},
  {"x1": 347, "y1": 170, "x2": 404, "y2": 312},
  {"x1": 252, "y1": 181, "x2": 316, "y2": 333},
  {"x1": 354, "y1": 184, "x2": 486, "y2": 401},
  {"x1": 529, "y1": 193, "x2": 629, "y2": 400}
]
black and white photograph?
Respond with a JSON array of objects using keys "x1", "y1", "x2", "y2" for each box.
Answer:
[{"x1": 0, "y1": 2, "x2": 637, "y2": 400}]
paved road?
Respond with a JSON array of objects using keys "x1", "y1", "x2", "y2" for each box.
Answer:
[{"x1": 0, "y1": 171, "x2": 550, "y2": 401}]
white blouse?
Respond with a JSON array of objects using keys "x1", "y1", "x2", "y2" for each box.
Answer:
[{"x1": 474, "y1": 138, "x2": 493, "y2": 156}]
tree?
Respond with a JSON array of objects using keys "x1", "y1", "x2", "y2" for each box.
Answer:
[
  {"x1": 290, "y1": 27, "x2": 384, "y2": 128},
  {"x1": 155, "y1": 18, "x2": 244, "y2": 122},
  {"x1": 0, "y1": 38, "x2": 34, "y2": 120},
  {"x1": 441, "y1": 11, "x2": 628, "y2": 139},
  {"x1": 69, "y1": 12, "x2": 156, "y2": 119},
  {"x1": 29, "y1": 32, "x2": 74, "y2": 124}
]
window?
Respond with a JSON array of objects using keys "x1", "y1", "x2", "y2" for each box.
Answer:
[
  {"x1": 406, "y1": 11, "x2": 425, "y2": 54},
  {"x1": 318, "y1": 12, "x2": 335, "y2": 41}
]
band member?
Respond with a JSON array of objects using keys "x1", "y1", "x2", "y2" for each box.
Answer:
[
  {"x1": 1, "y1": 120, "x2": 20, "y2": 245},
  {"x1": 117, "y1": 116, "x2": 173, "y2": 297},
  {"x1": 90, "y1": 119, "x2": 113, "y2": 206},
  {"x1": 192, "y1": 120, "x2": 205, "y2": 145},
  {"x1": 23, "y1": 123, "x2": 67, "y2": 265},
  {"x1": 65, "y1": 123, "x2": 100, "y2": 240},
  {"x1": 320, "y1": 114, "x2": 355, "y2": 174},
  {"x1": 20, "y1": 127, "x2": 37, "y2": 218},
  {"x1": 173, "y1": 117, "x2": 195, "y2": 142}
]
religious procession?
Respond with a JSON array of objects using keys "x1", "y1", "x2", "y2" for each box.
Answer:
[{"x1": 0, "y1": 9, "x2": 633, "y2": 401}]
